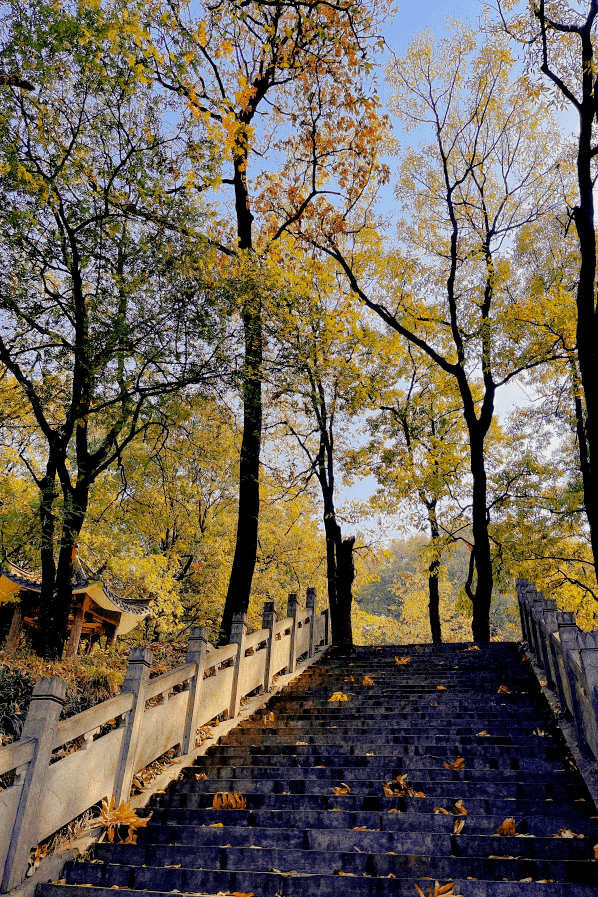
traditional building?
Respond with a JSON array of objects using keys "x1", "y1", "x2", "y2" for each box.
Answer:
[{"x1": 0, "y1": 557, "x2": 150, "y2": 656}]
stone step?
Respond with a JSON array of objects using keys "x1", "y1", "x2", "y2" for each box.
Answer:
[
  {"x1": 39, "y1": 642, "x2": 598, "y2": 897},
  {"x1": 36, "y1": 876, "x2": 598, "y2": 897},
  {"x1": 141, "y1": 809, "x2": 598, "y2": 838},
  {"x1": 62, "y1": 848, "x2": 598, "y2": 884}
]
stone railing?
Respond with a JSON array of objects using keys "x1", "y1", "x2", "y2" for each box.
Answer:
[
  {"x1": 0, "y1": 591, "x2": 330, "y2": 892},
  {"x1": 517, "y1": 578, "x2": 598, "y2": 761}
]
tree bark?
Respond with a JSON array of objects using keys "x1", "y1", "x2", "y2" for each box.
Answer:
[
  {"x1": 336, "y1": 536, "x2": 355, "y2": 648},
  {"x1": 427, "y1": 503, "x2": 442, "y2": 644},
  {"x1": 219, "y1": 151, "x2": 262, "y2": 644},
  {"x1": 219, "y1": 306, "x2": 263, "y2": 642},
  {"x1": 469, "y1": 431, "x2": 492, "y2": 642}
]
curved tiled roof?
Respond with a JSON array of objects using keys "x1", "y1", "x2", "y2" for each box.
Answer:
[{"x1": 0, "y1": 559, "x2": 150, "y2": 618}]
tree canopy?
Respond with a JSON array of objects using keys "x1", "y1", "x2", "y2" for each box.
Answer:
[{"x1": 2, "y1": 0, "x2": 598, "y2": 656}]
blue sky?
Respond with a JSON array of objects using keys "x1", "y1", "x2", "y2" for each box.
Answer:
[
  {"x1": 337, "y1": 0, "x2": 543, "y2": 531},
  {"x1": 386, "y1": 0, "x2": 487, "y2": 53}
]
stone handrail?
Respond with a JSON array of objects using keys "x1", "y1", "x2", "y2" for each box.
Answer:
[
  {"x1": 0, "y1": 593, "x2": 330, "y2": 893},
  {"x1": 517, "y1": 578, "x2": 598, "y2": 761},
  {"x1": 51, "y1": 691, "x2": 134, "y2": 751}
]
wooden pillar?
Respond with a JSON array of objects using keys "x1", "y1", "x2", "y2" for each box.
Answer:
[
  {"x1": 3, "y1": 602, "x2": 23, "y2": 654},
  {"x1": 64, "y1": 595, "x2": 88, "y2": 658},
  {"x1": 106, "y1": 623, "x2": 118, "y2": 647}
]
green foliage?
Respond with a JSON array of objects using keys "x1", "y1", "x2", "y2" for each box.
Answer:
[{"x1": 356, "y1": 536, "x2": 520, "y2": 643}]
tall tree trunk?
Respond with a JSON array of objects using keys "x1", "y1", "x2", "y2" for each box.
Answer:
[
  {"x1": 470, "y1": 433, "x2": 492, "y2": 642},
  {"x1": 34, "y1": 484, "x2": 88, "y2": 659},
  {"x1": 573, "y1": 106, "x2": 598, "y2": 569},
  {"x1": 427, "y1": 502, "x2": 442, "y2": 644},
  {"x1": 219, "y1": 306, "x2": 263, "y2": 642},
  {"x1": 219, "y1": 155, "x2": 262, "y2": 644},
  {"x1": 336, "y1": 535, "x2": 355, "y2": 648},
  {"x1": 33, "y1": 466, "x2": 58, "y2": 657}
]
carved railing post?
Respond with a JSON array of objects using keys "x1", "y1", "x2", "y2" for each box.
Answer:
[
  {"x1": 113, "y1": 647, "x2": 152, "y2": 806},
  {"x1": 579, "y1": 648, "x2": 598, "y2": 758},
  {"x1": 287, "y1": 593, "x2": 299, "y2": 674},
  {"x1": 1, "y1": 677, "x2": 66, "y2": 893},
  {"x1": 182, "y1": 627, "x2": 208, "y2": 754},
  {"x1": 228, "y1": 613, "x2": 247, "y2": 719},
  {"x1": 306, "y1": 588, "x2": 316, "y2": 658},
  {"x1": 262, "y1": 601, "x2": 277, "y2": 692}
]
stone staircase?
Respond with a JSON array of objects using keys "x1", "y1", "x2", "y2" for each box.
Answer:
[{"x1": 38, "y1": 643, "x2": 598, "y2": 896}]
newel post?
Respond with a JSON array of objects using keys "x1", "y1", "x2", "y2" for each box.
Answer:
[
  {"x1": 579, "y1": 648, "x2": 598, "y2": 759},
  {"x1": 182, "y1": 627, "x2": 208, "y2": 754},
  {"x1": 228, "y1": 613, "x2": 247, "y2": 719},
  {"x1": 1, "y1": 677, "x2": 66, "y2": 893},
  {"x1": 306, "y1": 588, "x2": 316, "y2": 658},
  {"x1": 113, "y1": 647, "x2": 153, "y2": 806},
  {"x1": 287, "y1": 593, "x2": 299, "y2": 674},
  {"x1": 262, "y1": 601, "x2": 277, "y2": 692}
]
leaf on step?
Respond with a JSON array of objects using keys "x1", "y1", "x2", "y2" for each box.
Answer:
[
  {"x1": 453, "y1": 800, "x2": 467, "y2": 816},
  {"x1": 232, "y1": 892, "x2": 255, "y2": 896},
  {"x1": 213, "y1": 791, "x2": 246, "y2": 810},
  {"x1": 354, "y1": 826, "x2": 371, "y2": 831},
  {"x1": 366, "y1": 752, "x2": 375, "y2": 756},
  {"x1": 389, "y1": 808, "x2": 400, "y2": 813},
  {"x1": 465, "y1": 646, "x2": 480, "y2": 651},
  {"x1": 497, "y1": 686, "x2": 511, "y2": 694},
  {"x1": 434, "y1": 807, "x2": 450, "y2": 815},
  {"x1": 521, "y1": 654, "x2": 530, "y2": 661},
  {"x1": 594, "y1": 844, "x2": 598, "y2": 859},
  {"x1": 519, "y1": 878, "x2": 533, "y2": 882},
  {"x1": 476, "y1": 731, "x2": 489, "y2": 737},
  {"x1": 209, "y1": 823, "x2": 224, "y2": 827},
  {"x1": 554, "y1": 829, "x2": 583, "y2": 838},
  {"x1": 344, "y1": 675, "x2": 355, "y2": 682},
  {"x1": 444, "y1": 758, "x2": 466, "y2": 771},
  {"x1": 436, "y1": 686, "x2": 446, "y2": 691},
  {"x1": 329, "y1": 808, "x2": 341, "y2": 811},
  {"x1": 296, "y1": 741, "x2": 308, "y2": 745},
  {"x1": 534, "y1": 729, "x2": 549, "y2": 736},
  {"x1": 195, "y1": 773, "x2": 208, "y2": 780},
  {"x1": 354, "y1": 846, "x2": 362, "y2": 852},
  {"x1": 453, "y1": 818, "x2": 465, "y2": 835},
  {"x1": 415, "y1": 882, "x2": 461, "y2": 897},
  {"x1": 496, "y1": 818, "x2": 517, "y2": 836},
  {"x1": 332, "y1": 783, "x2": 351, "y2": 795},
  {"x1": 165, "y1": 864, "x2": 181, "y2": 868},
  {"x1": 396, "y1": 657, "x2": 411, "y2": 665},
  {"x1": 362, "y1": 676, "x2": 374, "y2": 686},
  {"x1": 328, "y1": 692, "x2": 349, "y2": 702}
]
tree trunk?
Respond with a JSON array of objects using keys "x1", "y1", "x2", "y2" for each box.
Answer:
[
  {"x1": 470, "y1": 434, "x2": 492, "y2": 642},
  {"x1": 336, "y1": 536, "x2": 355, "y2": 648},
  {"x1": 573, "y1": 115, "x2": 598, "y2": 569},
  {"x1": 34, "y1": 483, "x2": 88, "y2": 659},
  {"x1": 218, "y1": 146, "x2": 263, "y2": 645},
  {"x1": 427, "y1": 503, "x2": 442, "y2": 644},
  {"x1": 33, "y1": 467, "x2": 58, "y2": 657},
  {"x1": 323, "y1": 509, "x2": 342, "y2": 644}
]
